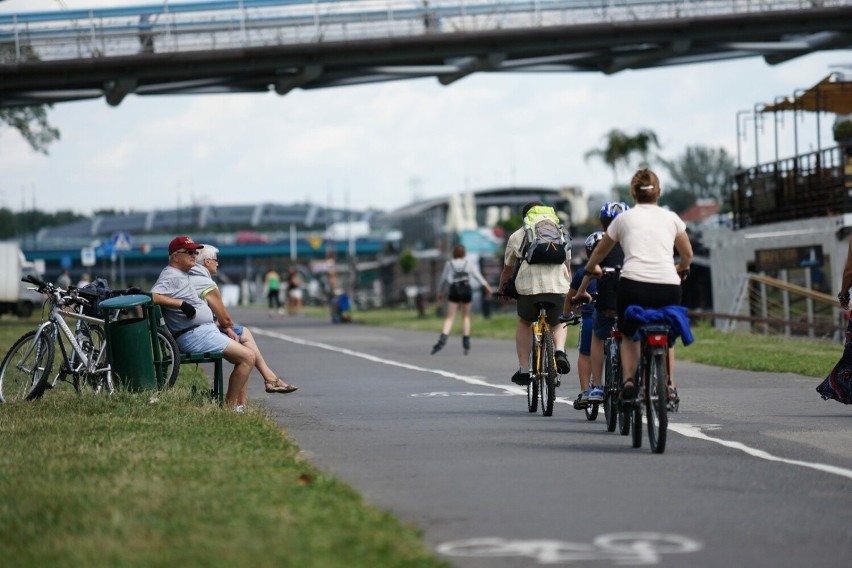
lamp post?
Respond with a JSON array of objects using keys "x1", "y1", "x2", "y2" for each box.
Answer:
[
  {"x1": 793, "y1": 88, "x2": 807, "y2": 160},
  {"x1": 773, "y1": 96, "x2": 788, "y2": 163},
  {"x1": 736, "y1": 109, "x2": 753, "y2": 168},
  {"x1": 753, "y1": 103, "x2": 765, "y2": 166}
]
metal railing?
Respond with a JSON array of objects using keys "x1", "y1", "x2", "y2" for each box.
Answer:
[
  {"x1": 731, "y1": 142, "x2": 852, "y2": 229},
  {"x1": 1, "y1": 0, "x2": 844, "y2": 63}
]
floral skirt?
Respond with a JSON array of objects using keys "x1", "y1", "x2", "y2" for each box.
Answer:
[{"x1": 816, "y1": 320, "x2": 852, "y2": 404}]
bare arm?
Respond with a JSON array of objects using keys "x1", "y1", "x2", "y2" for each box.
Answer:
[
  {"x1": 674, "y1": 231, "x2": 693, "y2": 275},
  {"x1": 151, "y1": 292, "x2": 182, "y2": 309},
  {"x1": 497, "y1": 262, "x2": 515, "y2": 291},
  {"x1": 204, "y1": 289, "x2": 234, "y2": 330},
  {"x1": 839, "y1": 238, "x2": 852, "y2": 309},
  {"x1": 575, "y1": 234, "x2": 616, "y2": 298}
]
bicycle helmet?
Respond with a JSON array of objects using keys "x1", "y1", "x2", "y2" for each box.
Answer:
[
  {"x1": 584, "y1": 231, "x2": 605, "y2": 255},
  {"x1": 599, "y1": 201, "x2": 630, "y2": 222}
]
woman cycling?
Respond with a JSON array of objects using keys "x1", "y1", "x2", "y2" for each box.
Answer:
[{"x1": 574, "y1": 168, "x2": 692, "y2": 402}]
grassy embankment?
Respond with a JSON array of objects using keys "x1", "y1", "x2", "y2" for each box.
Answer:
[{"x1": 0, "y1": 316, "x2": 449, "y2": 568}]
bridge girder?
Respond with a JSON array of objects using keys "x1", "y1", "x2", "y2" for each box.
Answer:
[{"x1": 1, "y1": 6, "x2": 851, "y2": 107}]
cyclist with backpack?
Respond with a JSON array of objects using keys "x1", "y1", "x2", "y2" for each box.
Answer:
[
  {"x1": 497, "y1": 201, "x2": 573, "y2": 386},
  {"x1": 432, "y1": 244, "x2": 493, "y2": 355}
]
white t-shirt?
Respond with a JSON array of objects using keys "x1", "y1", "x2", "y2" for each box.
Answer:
[{"x1": 606, "y1": 204, "x2": 686, "y2": 285}]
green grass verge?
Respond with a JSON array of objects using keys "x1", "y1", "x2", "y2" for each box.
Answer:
[{"x1": 0, "y1": 317, "x2": 448, "y2": 568}]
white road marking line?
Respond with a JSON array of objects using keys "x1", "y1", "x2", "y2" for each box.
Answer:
[
  {"x1": 670, "y1": 423, "x2": 852, "y2": 480},
  {"x1": 255, "y1": 329, "x2": 852, "y2": 480}
]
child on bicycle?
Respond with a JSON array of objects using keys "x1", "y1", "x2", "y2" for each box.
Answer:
[{"x1": 564, "y1": 231, "x2": 603, "y2": 410}]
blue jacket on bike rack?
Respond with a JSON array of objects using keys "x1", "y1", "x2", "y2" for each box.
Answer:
[{"x1": 623, "y1": 305, "x2": 694, "y2": 347}]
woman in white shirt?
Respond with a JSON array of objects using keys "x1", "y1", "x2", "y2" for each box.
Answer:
[
  {"x1": 575, "y1": 169, "x2": 693, "y2": 401},
  {"x1": 432, "y1": 244, "x2": 493, "y2": 355}
]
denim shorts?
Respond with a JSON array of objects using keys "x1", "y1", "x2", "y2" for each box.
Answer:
[
  {"x1": 578, "y1": 313, "x2": 593, "y2": 355},
  {"x1": 177, "y1": 323, "x2": 231, "y2": 353}
]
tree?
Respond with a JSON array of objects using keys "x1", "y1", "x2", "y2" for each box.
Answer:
[
  {"x1": 0, "y1": 45, "x2": 61, "y2": 154},
  {"x1": 0, "y1": 106, "x2": 61, "y2": 154},
  {"x1": 659, "y1": 145, "x2": 736, "y2": 212},
  {"x1": 584, "y1": 128, "x2": 660, "y2": 198}
]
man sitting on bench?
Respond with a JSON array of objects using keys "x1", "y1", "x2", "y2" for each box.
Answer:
[
  {"x1": 151, "y1": 236, "x2": 255, "y2": 411},
  {"x1": 190, "y1": 244, "x2": 297, "y2": 395}
]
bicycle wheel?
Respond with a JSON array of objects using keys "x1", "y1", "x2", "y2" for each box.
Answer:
[
  {"x1": 631, "y1": 371, "x2": 643, "y2": 449},
  {"x1": 0, "y1": 330, "x2": 55, "y2": 402},
  {"x1": 527, "y1": 338, "x2": 538, "y2": 413},
  {"x1": 603, "y1": 339, "x2": 617, "y2": 432},
  {"x1": 618, "y1": 367, "x2": 631, "y2": 437},
  {"x1": 155, "y1": 329, "x2": 180, "y2": 389},
  {"x1": 540, "y1": 329, "x2": 556, "y2": 417},
  {"x1": 646, "y1": 352, "x2": 668, "y2": 454},
  {"x1": 74, "y1": 325, "x2": 112, "y2": 394}
]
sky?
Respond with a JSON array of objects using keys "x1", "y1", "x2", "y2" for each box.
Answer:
[{"x1": 0, "y1": 0, "x2": 850, "y2": 217}]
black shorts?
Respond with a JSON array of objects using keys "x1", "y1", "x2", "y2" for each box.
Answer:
[
  {"x1": 616, "y1": 278, "x2": 682, "y2": 337},
  {"x1": 448, "y1": 288, "x2": 472, "y2": 303}
]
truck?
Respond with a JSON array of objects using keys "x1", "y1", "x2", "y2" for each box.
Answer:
[{"x1": 0, "y1": 241, "x2": 46, "y2": 318}]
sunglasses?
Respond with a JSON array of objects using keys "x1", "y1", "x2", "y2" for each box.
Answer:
[{"x1": 176, "y1": 249, "x2": 199, "y2": 256}]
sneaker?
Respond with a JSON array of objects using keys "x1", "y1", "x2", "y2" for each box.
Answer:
[
  {"x1": 511, "y1": 370, "x2": 532, "y2": 386},
  {"x1": 587, "y1": 385, "x2": 604, "y2": 403},
  {"x1": 573, "y1": 392, "x2": 589, "y2": 409},
  {"x1": 555, "y1": 351, "x2": 571, "y2": 374},
  {"x1": 234, "y1": 405, "x2": 246, "y2": 413},
  {"x1": 667, "y1": 387, "x2": 680, "y2": 412}
]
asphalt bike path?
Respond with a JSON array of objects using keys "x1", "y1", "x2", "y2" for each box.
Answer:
[{"x1": 226, "y1": 308, "x2": 851, "y2": 568}]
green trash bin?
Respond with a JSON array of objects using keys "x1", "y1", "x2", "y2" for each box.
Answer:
[{"x1": 100, "y1": 294, "x2": 157, "y2": 392}]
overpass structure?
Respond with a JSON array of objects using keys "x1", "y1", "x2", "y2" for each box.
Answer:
[{"x1": 1, "y1": 0, "x2": 851, "y2": 107}]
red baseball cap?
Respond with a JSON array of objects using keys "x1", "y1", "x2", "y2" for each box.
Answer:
[{"x1": 168, "y1": 236, "x2": 204, "y2": 255}]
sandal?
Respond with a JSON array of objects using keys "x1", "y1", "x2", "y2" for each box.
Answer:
[
  {"x1": 667, "y1": 386, "x2": 679, "y2": 401},
  {"x1": 265, "y1": 378, "x2": 299, "y2": 394}
]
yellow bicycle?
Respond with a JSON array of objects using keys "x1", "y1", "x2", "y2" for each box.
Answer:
[{"x1": 527, "y1": 301, "x2": 572, "y2": 417}]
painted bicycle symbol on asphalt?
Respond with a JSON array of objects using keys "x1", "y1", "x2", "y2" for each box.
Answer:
[{"x1": 437, "y1": 532, "x2": 702, "y2": 565}]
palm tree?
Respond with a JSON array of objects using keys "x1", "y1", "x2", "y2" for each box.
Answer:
[{"x1": 584, "y1": 128, "x2": 660, "y2": 199}]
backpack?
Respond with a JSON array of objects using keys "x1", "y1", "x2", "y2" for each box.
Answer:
[
  {"x1": 521, "y1": 205, "x2": 569, "y2": 264},
  {"x1": 77, "y1": 277, "x2": 111, "y2": 317},
  {"x1": 448, "y1": 261, "x2": 472, "y2": 298}
]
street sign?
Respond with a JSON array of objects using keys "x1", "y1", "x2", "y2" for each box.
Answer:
[
  {"x1": 81, "y1": 247, "x2": 96, "y2": 267},
  {"x1": 112, "y1": 231, "x2": 132, "y2": 252}
]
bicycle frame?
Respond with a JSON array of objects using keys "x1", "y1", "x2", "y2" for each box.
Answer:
[
  {"x1": 27, "y1": 287, "x2": 114, "y2": 390},
  {"x1": 46, "y1": 308, "x2": 110, "y2": 382}
]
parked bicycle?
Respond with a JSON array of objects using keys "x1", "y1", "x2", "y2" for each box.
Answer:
[{"x1": 0, "y1": 275, "x2": 179, "y2": 402}]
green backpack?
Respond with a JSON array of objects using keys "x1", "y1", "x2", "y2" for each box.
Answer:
[{"x1": 521, "y1": 205, "x2": 569, "y2": 265}]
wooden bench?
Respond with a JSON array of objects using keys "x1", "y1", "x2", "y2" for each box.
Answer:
[{"x1": 180, "y1": 352, "x2": 224, "y2": 406}]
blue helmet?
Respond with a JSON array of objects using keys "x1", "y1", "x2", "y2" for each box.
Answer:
[
  {"x1": 584, "y1": 231, "x2": 604, "y2": 255},
  {"x1": 600, "y1": 201, "x2": 629, "y2": 221}
]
